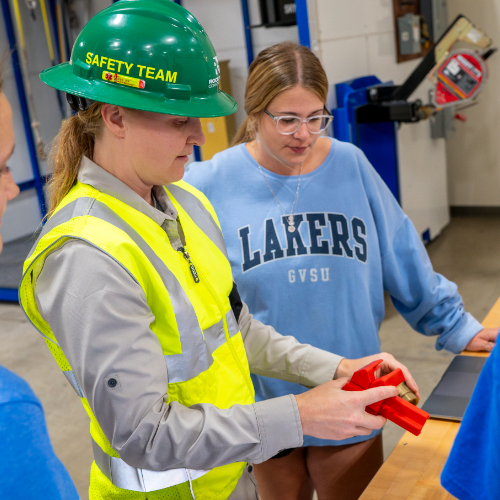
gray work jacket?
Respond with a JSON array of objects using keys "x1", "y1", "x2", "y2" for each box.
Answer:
[{"x1": 34, "y1": 157, "x2": 344, "y2": 471}]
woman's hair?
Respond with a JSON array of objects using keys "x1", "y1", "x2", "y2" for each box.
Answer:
[
  {"x1": 232, "y1": 42, "x2": 328, "y2": 146},
  {"x1": 46, "y1": 102, "x2": 103, "y2": 212}
]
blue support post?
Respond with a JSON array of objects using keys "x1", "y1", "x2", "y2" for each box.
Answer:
[
  {"x1": 331, "y1": 76, "x2": 401, "y2": 203},
  {"x1": 295, "y1": 0, "x2": 310, "y2": 48},
  {"x1": 62, "y1": 4, "x2": 72, "y2": 61},
  {"x1": 47, "y1": 0, "x2": 61, "y2": 61},
  {"x1": 240, "y1": 0, "x2": 254, "y2": 66}
]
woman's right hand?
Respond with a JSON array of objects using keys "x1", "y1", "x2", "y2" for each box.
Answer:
[{"x1": 294, "y1": 379, "x2": 397, "y2": 440}]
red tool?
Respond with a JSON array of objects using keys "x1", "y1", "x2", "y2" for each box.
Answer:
[{"x1": 342, "y1": 359, "x2": 429, "y2": 436}]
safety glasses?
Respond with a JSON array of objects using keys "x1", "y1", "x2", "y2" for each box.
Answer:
[{"x1": 264, "y1": 109, "x2": 333, "y2": 135}]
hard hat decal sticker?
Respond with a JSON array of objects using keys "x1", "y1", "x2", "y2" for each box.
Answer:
[{"x1": 102, "y1": 71, "x2": 146, "y2": 89}]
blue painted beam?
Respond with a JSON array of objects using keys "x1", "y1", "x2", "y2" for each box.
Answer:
[
  {"x1": 295, "y1": 0, "x2": 310, "y2": 48},
  {"x1": 17, "y1": 175, "x2": 49, "y2": 193},
  {"x1": 240, "y1": 0, "x2": 254, "y2": 66},
  {"x1": 0, "y1": 288, "x2": 19, "y2": 303},
  {"x1": 47, "y1": 0, "x2": 61, "y2": 61}
]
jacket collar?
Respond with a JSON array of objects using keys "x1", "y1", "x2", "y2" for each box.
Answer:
[{"x1": 77, "y1": 156, "x2": 178, "y2": 227}]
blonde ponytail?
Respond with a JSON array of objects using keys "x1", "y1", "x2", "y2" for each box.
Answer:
[{"x1": 46, "y1": 102, "x2": 103, "y2": 213}]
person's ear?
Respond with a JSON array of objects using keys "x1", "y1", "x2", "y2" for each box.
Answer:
[{"x1": 100, "y1": 104, "x2": 126, "y2": 138}]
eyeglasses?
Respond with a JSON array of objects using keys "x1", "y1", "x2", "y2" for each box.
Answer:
[{"x1": 264, "y1": 109, "x2": 333, "y2": 135}]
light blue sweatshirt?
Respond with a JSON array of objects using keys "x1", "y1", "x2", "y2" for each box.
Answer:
[{"x1": 184, "y1": 138, "x2": 482, "y2": 446}]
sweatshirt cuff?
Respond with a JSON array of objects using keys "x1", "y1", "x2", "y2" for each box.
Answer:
[
  {"x1": 436, "y1": 313, "x2": 484, "y2": 353},
  {"x1": 252, "y1": 395, "x2": 303, "y2": 463},
  {"x1": 300, "y1": 348, "x2": 344, "y2": 387}
]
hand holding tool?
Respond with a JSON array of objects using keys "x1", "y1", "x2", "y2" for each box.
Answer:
[{"x1": 342, "y1": 359, "x2": 429, "y2": 436}]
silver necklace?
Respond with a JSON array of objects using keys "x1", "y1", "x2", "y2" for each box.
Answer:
[{"x1": 254, "y1": 144, "x2": 303, "y2": 233}]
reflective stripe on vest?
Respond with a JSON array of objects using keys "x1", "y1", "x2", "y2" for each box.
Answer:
[
  {"x1": 165, "y1": 308, "x2": 240, "y2": 383},
  {"x1": 63, "y1": 370, "x2": 85, "y2": 398},
  {"x1": 60, "y1": 308, "x2": 240, "y2": 398},
  {"x1": 91, "y1": 437, "x2": 209, "y2": 493},
  {"x1": 166, "y1": 184, "x2": 228, "y2": 259}
]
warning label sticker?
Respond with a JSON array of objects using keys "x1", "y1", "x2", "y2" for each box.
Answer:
[{"x1": 102, "y1": 71, "x2": 146, "y2": 89}]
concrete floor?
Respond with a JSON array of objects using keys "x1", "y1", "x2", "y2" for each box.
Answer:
[{"x1": 1, "y1": 215, "x2": 500, "y2": 499}]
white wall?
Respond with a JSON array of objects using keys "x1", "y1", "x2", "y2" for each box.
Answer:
[
  {"x1": 446, "y1": 0, "x2": 500, "y2": 207},
  {"x1": 309, "y1": 0, "x2": 449, "y2": 238},
  {"x1": 183, "y1": 0, "x2": 298, "y2": 128}
]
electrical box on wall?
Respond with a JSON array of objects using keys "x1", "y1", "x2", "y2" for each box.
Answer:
[
  {"x1": 393, "y1": 0, "x2": 433, "y2": 62},
  {"x1": 398, "y1": 14, "x2": 422, "y2": 55},
  {"x1": 258, "y1": 0, "x2": 296, "y2": 27}
]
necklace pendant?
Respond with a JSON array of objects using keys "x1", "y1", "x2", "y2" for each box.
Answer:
[
  {"x1": 287, "y1": 215, "x2": 296, "y2": 232},
  {"x1": 288, "y1": 224, "x2": 296, "y2": 233}
]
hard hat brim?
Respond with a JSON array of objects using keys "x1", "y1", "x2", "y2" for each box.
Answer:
[{"x1": 40, "y1": 63, "x2": 237, "y2": 118}]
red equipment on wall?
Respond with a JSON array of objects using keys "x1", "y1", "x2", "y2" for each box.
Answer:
[{"x1": 434, "y1": 49, "x2": 488, "y2": 108}]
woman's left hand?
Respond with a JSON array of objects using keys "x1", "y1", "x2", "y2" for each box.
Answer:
[
  {"x1": 465, "y1": 328, "x2": 498, "y2": 352},
  {"x1": 335, "y1": 352, "x2": 420, "y2": 400}
]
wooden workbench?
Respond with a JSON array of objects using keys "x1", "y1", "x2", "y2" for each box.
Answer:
[{"x1": 359, "y1": 297, "x2": 500, "y2": 500}]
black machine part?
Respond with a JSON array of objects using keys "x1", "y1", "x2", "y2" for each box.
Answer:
[
  {"x1": 66, "y1": 93, "x2": 94, "y2": 112},
  {"x1": 357, "y1": 98, "x2": 434, "y2": 124},
  {"x1": 356, "y1": 14, "x2": 496, "y2": 124},
  {"x1": 256, "y1": 0, "x2": 296, "y2": 28},
  {"x1": 360, "y1": 85, "x2": 435, "y2": 123},
  {"x1": 482, "y1": 47, "x2": 498, "y2": 60}
]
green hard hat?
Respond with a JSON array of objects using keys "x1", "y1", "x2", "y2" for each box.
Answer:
[{"x1": 40, "y1": 0, "x2": 237, "y2": 117}]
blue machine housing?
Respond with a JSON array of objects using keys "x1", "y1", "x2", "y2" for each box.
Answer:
[{"x1": 332, "y1": 76, "x2": 400, "y2": 203}]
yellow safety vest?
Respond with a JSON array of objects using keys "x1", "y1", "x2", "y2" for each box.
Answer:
[{"x1": 20, "y1": 180, "x2": 255, "y2": 500}]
